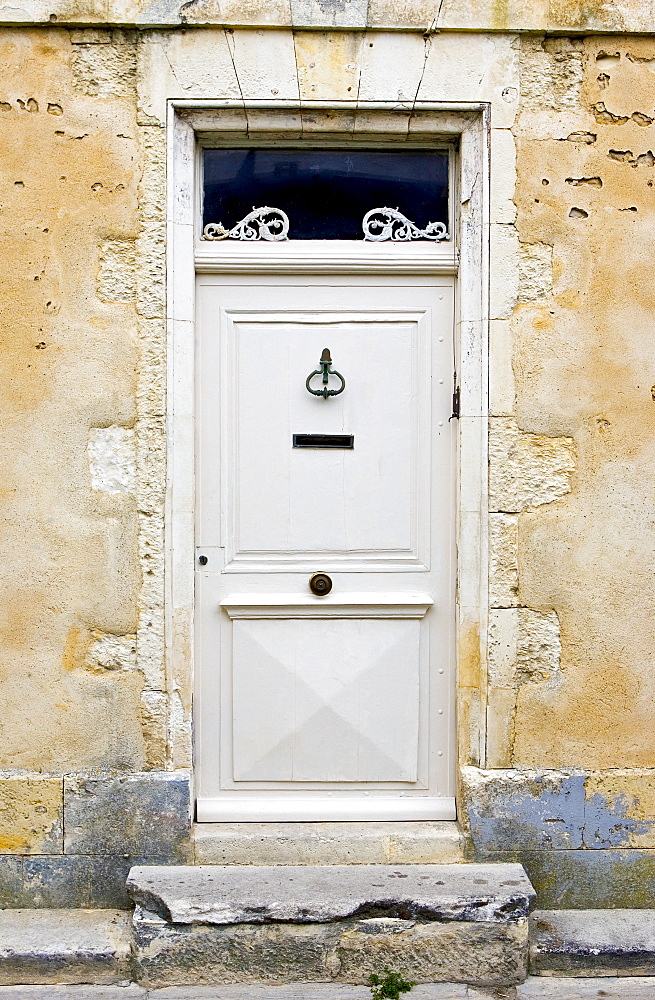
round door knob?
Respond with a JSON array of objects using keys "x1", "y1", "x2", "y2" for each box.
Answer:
[{"x1": 309, "y1": 572, "x2": 332, "y2": 596}]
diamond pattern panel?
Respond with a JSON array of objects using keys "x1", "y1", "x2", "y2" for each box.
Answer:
[{"x1": 232, "y1": 618, "x2": 420, "y2": 783}]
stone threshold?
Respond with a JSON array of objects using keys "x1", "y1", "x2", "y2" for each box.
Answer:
[{"x1": 192, "y1": 820, "x2": 465, "y2": 865}]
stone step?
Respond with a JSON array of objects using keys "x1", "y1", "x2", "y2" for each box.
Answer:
[
  {"x1": 127, "y1": 862, "x2": 535, "y2": 990},
  {"x1": 530, "y1": 909, "x2": 655, "y2": 976},
  {"x1": 0, "y1": 909, "x2": 132, "y2": 986},
  {"x1": 193, "y1": 821, "x2": 465, "y2": 866}
]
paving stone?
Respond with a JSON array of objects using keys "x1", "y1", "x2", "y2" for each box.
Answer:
[
  {"x1": 0, "y1": 909, "x2": 132, "y2": 986},
  {"x1": 0, "y1": 990, "x2": 145, "y2": 999},
  {"x1": 2, "y1": 983, "x2": 655, "y2": 1000},
  {"x1": 64, "y1": 774, "x2": 191, "y2": 861},
  {"x1": 149, "y1": 986, "x2": 470, "y2": 998},
  {"x1": 127, "y1": 863, "x2": 535, "y2": 925},
  {"x1": 518, "y1": 977, "x2": 655, "y2": 998},
  {"x1": 530, "y1": 909, "x2": 655, "y2": 976}
]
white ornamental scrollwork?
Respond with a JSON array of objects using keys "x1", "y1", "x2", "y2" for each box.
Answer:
[
  {"x1": 362, "y1": 207, "x2": 449, "y2": 242},
  {"x1": 202, "y1": 206, "x2": 289, "y2": 242}
]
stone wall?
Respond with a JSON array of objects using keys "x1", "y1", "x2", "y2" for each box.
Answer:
[
  {"x1": 1, "y1": 18, "x2": 655, "y2": 907},
  {"x1": 0, "y1": 27, "x2": 191, "y2": 906}
]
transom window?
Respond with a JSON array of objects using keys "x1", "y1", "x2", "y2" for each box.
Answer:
[{"x1": 201, "y1": 148, "x2": 449, "y2": 242}]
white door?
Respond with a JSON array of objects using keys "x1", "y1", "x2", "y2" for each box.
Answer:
[{"x1": 196, "y1": 272, "x2": 456, "y2": 821}]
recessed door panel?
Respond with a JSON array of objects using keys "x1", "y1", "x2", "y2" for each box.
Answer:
[
  {"x1": 232, "y1": 618, "x2": 420, "y2": 782},
  {"x1": 233, "y1": 317, "x2": 422, "y2": 559},
  {"x1": 196, "y1": 276, "x2": 456, "y2": 822}
]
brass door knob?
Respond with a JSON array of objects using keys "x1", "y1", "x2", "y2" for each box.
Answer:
[{"x1": 309, "y1": 572, "x2": 332, "y2": 596}]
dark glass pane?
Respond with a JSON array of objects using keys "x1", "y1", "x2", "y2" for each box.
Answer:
[{"x1": 202, "y1": 148, "x2": 448, "y2": 240}]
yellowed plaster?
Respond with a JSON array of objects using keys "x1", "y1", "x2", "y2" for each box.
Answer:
[
  {"x1": 1, "y1": 23, "x2": 655, "y2": 804},
  {"x1": 509, "y1": 35, "x2": 655, "y2": 768},
  {"x1": 0, "y1": 28, "x2": 150, "y2": 772}
]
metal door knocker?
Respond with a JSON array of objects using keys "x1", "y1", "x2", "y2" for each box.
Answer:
[{"x1": 306, "y1": 348, "x2": 345, "y2": 399}]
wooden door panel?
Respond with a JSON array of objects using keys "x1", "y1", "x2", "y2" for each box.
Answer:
[
  {"x1": 232, "y1": 618, "x2": 420, "y2": 783},
  {"x1": 231, "y1": 315, "x2": 425, "y2": 560}
]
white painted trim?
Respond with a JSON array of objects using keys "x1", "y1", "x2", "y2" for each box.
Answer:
[
  {"x1": 197, "y1": 796, "x2": 457, "y2": 823},
  {"x1": 166, "y1": 99, "x2": 490, "y2": 814},
  {"x1": 195, "y1": 241, "x2": 458, "y2": 276},
  {"x1": 166, "y1": 105, "x2": 197, "y2": 775},
  {"x1": 220, "y1": 593, "x2": 433, "y2": 619}
]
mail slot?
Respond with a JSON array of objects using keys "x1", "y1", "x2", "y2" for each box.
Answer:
[{"x1": 293, "y1": 434, "x2": 354, "y2": 449}]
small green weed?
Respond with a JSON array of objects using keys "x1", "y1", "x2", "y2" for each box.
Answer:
[{"x1": 367, "y1": 967, "x2": 416, "y2": 1000}]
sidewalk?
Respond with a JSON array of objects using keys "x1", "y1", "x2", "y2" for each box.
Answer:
[{"x1": 0, "y1": 981, "x2": 654, "y2": 999}]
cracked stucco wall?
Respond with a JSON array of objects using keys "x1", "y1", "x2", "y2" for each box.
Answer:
[{"x1": 1, "y1": 14, "x2": 655, "y2": 908}]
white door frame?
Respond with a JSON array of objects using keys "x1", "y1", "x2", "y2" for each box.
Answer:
[{"x1": 165, "y1": 100, "x2": 490, "y2": 813}]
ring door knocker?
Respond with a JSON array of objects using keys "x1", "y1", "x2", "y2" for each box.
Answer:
[{"x1": 305, "y1": 348, "x2": 345, "y2": 400}]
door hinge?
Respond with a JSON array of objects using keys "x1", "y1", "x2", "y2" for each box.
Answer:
[{"x1": 451, "y1": 383, "x2": 460, "y2": 420}]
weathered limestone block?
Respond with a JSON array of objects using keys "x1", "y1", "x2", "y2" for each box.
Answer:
[
  {"x1": 489, "y1": 513, "x2": 519, "y2": 607},
  {"x1": 488, "y1": 609, "x2": 561, "y2": 687},
  {"x1": 518, "y1": 242, "x2": 553, "y2": 302},
  {"x1": 97, "y1": 238, "x2": 137, "y2": 302},
  {"x1": 290, "y1": 0, "x2": 368, "y2": 28},
  {"x1": 0, "y1": 908, "x2": 131, "y2": 985},
  {"x1": 584, "y1": 770, "x2": 655, "y2": 849},
  {"x1": 0, "y1": 775, "x2": 63, "y2": 855},
  {"x1": 127, "y1": 863, "x2": 534, "y2": 925},
  {"x1": 530, "y1": 908, "x2": 655, "y2": 976},
  {"x1": 129, "y1": 863, "x2": 534, "y2": 988},
  {"x1": 511, "y1": 849, "x2": 655, "y2": 910},
  {"x1": 71, "y1": 33, "x2": 137, "y2": 99},
  {"x1": 85, "y1": 631, "x2": 138, "y2": 672},
  {"x1": 0, "y1": 857, "x2": 23, "y2": 907},
  {"x1": 337, "y1": 918, "x2": 529, "y2": 986},
  {"x1": 465, "y1": 767, "x2": 655, "y2": 856},
  {"x1": 20, "y1": 853, "x2": 188, "y2": 909},
  {"x1": 88, "y1": 427, "x2": 136, "y2": 496},
  {"x1": 193, "y1": 821, "x2": 464, "y2": 866},
  {"x1": 461, "y1": 768, "x2": 585, "y2": 852},
  {"x1": 132, "y1": 908, "x2": 341, "y2": 986},
  {"x1": 64, "y1": 773, "x2": 191, "y2": 862},
  {"x1": 132, "y1": 907, "x2": 529, "y2": 989},
  {"x1": 519, "y1": 36, "x2": 583, "y2": 114},
  {"x1": 489, "y1": 418, "x2": 576, "y2": 512}
]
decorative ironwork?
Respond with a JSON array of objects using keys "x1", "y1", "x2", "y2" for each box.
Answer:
[
  {"x1": 202, "y1": 206, "x2": 289, "y2": 242},
  {"x1": 362, "y1": 207, "x2": 448, "y2": 242},
  {"x1": 306, "y1": 348, "x2": 346, "y2": 399}
]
